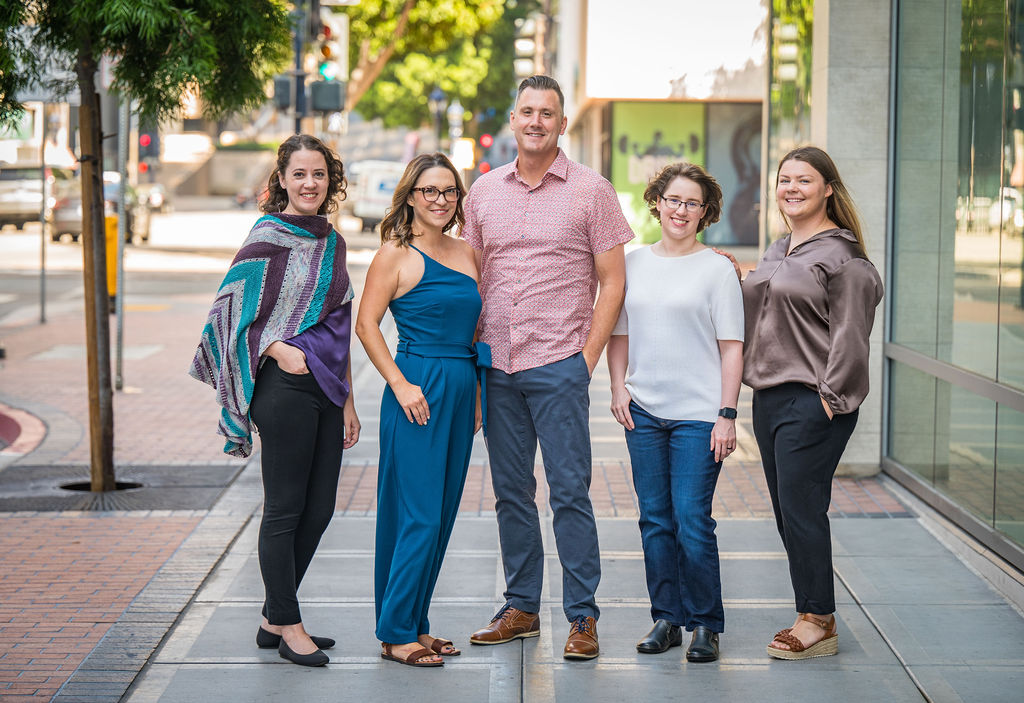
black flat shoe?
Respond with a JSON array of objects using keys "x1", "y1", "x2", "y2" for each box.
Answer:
[
  {"x1": 636, "y1": 619, "x2": 683, "y2": 654},
  {"x1": 278, "y1": 640, "x2": 329, "y2": 667},
  {"x1": 686, "y1": 625, "x2": 720, "y2": 662},
  {"x1": 257, "y1": 626, "x2": 335, "y2": 650}
]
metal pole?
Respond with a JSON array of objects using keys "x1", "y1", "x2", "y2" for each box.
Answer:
[
  {"x1": 115, "y1": 99, "x2": 129, "y2": 391},
  {"x1": 293, "y1": 7, "x2": 306, "y2": 134},
  {"x1": 39, "y1": 103, "x2": 47, "y2": 323}
]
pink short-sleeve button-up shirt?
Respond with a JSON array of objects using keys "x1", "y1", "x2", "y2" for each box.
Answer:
[{"x1": 462, "y1": 149, "x2": 635, "y2": 373}]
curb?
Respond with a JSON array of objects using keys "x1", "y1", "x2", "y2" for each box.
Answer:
[
  {"x1": 52, "y1": 455, "x2": 264, "y2": 703},
  {"x1": 0, "y1": 401, "x2": 47, "y2": 457}
]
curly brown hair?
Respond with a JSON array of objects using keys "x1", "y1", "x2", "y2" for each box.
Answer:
[
  {"x1": 379, "y1": 153, "x2": 466, "y2": 246},
  {"x1": 643, "y1": 162, "x2": 723, "y2": 232},
  {"x1": 260, "y1": 134, "x2": 347, "y2": 215}
]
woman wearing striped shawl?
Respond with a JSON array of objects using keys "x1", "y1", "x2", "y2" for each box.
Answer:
[{"x1": 190, "y1": 135, "x2": 359, "y2": 667}]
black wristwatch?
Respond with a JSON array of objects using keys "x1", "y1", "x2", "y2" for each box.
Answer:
[{"x1": 718, "y1": 407, "x2": 737, "y2": 420}]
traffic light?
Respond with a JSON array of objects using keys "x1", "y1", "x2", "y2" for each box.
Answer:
[
  {"x1": 514, "y1": 16, "x2": 537, "y2": 78},
  {"x1": 478, "y1": 133, "x2": 494, "y2": 174},
  {"x1": 317, "y1": 9, "x2": 348, "y2": 82},
  {"x1": 273, "y1": 75, "x2": 291, "y2": 110},
  {"x1": 311, "y1": 80, "x2": 345, "y2": 112},
  {"x1": 139, "y1": 132, "x2": 159, "y2": 160}
]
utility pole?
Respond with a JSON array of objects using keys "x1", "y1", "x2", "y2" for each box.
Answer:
[{"x1": 292, "y1": 3, "x2": 308, "y2": 134}]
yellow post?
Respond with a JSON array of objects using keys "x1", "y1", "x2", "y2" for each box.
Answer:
[{"x1": 104, "y1": 214, "x2": 118, "y2": 298}]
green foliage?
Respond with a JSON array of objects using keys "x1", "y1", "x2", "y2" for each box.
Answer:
[
  {"x1": 0, "y1": 0, "x2": 292, "y2": 127},
  {"x1": 344, "y1": 0, "x2": 530, "y2": 133}
]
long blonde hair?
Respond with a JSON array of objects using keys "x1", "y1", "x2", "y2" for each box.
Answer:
[{"x1": 777, "y1": 146, "x2": 867, "y2": 258}]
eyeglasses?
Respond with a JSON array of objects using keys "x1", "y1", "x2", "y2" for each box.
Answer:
[
  {"x1": 412, "y1": 186, "x2": 459, "y2": 202},
  {"x1": 661, "y1": 196, "x2": 705, "y2": 212}
]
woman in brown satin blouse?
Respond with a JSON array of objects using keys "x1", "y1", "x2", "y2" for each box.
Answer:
[{"x1": 742, "y1": 146, "x2": 883, "y2": 660}]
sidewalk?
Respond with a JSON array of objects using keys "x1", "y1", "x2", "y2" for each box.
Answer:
[{"x1": 0, "y1": 246, "x2": 1022, "y2": 702}]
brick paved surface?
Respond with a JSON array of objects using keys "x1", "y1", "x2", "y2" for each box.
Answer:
[{"x1": 0, "y1": 513, "x2": 200, "y2": 701}]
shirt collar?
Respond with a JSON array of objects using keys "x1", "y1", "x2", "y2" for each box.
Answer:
[{"x1": 507, "y1": 148, "x2": 569, "y2": 185}]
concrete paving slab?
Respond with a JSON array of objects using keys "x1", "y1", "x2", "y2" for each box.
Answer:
[
  {"x1": 910, "y1": 665, "x2": 1024, "y2": 703},
  {"x1": 833, "y1": 554, "x2": 1011, "y2": 605},
  {"x1": 863, "y1": 603, "x2": 1024, "y2": 666},
  {"x1": 141, "y1": 664, "x2": 495, "y2": 703},
  {"x1": 831, "y1": 517, "x2": 963, "y2": 556},
  {"x1": 540, "y1": 665, "x2": 924, "y2": 703}
]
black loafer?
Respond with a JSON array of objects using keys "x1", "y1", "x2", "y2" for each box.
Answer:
[
  {"x1": 278, "y1": 640, "x2": 329, "y2": 667},
  {"x1": 636, "y1": 619, "x2": 683, "y2": 654},
  {"x1": 257, "y1": 626, "x2": 335, "y2": 650},
  {"x1": 686, "y1": 625, "x2": 720, "y2": 662}
]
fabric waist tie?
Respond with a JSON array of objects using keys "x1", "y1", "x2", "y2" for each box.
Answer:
[{"x1": 396, "y1": 340, "x2": 492, "y2": 436}]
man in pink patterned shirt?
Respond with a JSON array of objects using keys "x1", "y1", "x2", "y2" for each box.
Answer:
[{"x1": 463, "y1": 76, "x2": 634, "y2": 660}]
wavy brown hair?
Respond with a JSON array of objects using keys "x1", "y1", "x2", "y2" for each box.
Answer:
[
  {"x1": 777, "y1": 146, "x2": 867, "y2": 257},
  {"x1": 643, "y1": 162, "x2": 723, "y2": 232},
  {"x1": 379, "y1": 153, "x2": 466, "y2": 246},
  {"x1": 260, "y1": 134, "x2": 347, "y2": 215}
]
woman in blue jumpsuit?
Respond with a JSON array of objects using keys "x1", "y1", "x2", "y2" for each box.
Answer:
[{"x1": 355, "y1": 153, "x2": 484, "y2": 668}]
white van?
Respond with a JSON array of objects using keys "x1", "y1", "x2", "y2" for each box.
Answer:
[{"x1": 348, "y1": 160, "x2": 407, "y2": 232}]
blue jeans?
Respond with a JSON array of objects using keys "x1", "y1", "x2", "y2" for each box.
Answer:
[{"x1": 625, "y1": 401, "x2": 724, "y2": 632}]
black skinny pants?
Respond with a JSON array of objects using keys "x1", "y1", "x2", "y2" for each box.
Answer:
[
  {"x1": 249, "y1": 359, "x2": 344, "y2": 626},
  {"x1": 752, "y1": 383, "x2": 858, "y2": 615}
]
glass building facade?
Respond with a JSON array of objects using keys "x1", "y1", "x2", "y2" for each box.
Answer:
[
  {"x1": 767, "y1": 0, "x2": 1024, "y2": 569},
  {"x1": 889, "y1": 0, "x2": 1024, "y2": 565}
]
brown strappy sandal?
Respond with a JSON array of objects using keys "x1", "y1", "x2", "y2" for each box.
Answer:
[
  {"x1": 381, "y1": 643, "x2": 444, "y2": 667},
  {"x1": 766, "y1": 613, "x2": 838, "y2": 660},
  {"x1": 427, "y1": 637, "x2": 461, "y2": 656}
]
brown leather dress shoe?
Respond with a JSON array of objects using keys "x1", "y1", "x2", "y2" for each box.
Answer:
[
  {"x1": 469, "y1": 604, "x2": 540, "y2": 645},
  {"x1": 563, "y1": 616, "x2": 599, "y2": 660}
]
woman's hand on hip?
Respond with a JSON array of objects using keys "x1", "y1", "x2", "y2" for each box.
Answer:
[
  {"x1": 610, "y1": 384, "x2": 635, "y2": 430},
  {"x1": 265, "y1": 340, "x2": 309, "y2": 374},
  {"x1": 392, "y1": 379, "x2": 430, "y2": 425},
  {"x1": 711, "y1": 417, "x2": 737, "y2": 462},
  {"x1": 820, "y1": 396, "x2": 834, "y2": 420}
]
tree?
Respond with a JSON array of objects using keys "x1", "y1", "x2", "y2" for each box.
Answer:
[
  {"x1": 342, "y1": 0, "x2": 517, "y2": 132},
  {"x1": 1, "y1": 0, "x2": 291, "y2": 491}
]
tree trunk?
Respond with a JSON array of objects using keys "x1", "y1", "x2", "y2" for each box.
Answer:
[
  {"x1": 345, "y1": 0, "x2": 416, "y2": 112},
  {"x1": 76, "y1": 39, "x2": 116, "y2": 492}
]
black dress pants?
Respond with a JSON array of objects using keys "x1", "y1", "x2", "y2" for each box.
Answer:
[
  {"x1": 249, "y1": 359, "x2": 343, "y2": 625},
  {"x1": 752, "y1": 383, "x2": 858, "y2": 614}
]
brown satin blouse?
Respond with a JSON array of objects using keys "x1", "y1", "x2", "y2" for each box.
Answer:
[{"x1": 742, "y1": 228, "x2": 883, "y2": 415}]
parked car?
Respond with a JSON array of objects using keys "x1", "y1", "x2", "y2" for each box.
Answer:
[
  {"x1": 348, "y1": 160, "x2": 407, "y2": 232},
  {"x1": 0, "y1": 164, "x2": 75, "y2": 230},
  {"x1": 51, "y1": 171, "x2": 150, "y2": 244}
]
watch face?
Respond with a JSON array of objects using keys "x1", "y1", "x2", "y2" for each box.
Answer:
[{"x1": 719, "y1": 407, "x2": 737, "y2": 419}]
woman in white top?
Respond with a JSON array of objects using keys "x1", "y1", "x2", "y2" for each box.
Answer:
[{"x1": 607, "y1": 162, "x2": 744, "y2": 663}]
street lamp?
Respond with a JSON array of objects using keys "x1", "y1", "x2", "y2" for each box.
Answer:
[{"x1": 428, "y1": 87, "x2": 447, "y2": 151}]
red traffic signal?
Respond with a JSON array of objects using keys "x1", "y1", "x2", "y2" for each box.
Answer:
[
  {"x1": 479, "y1": 162, "x2": 491, "y2": 174},
  {"x1": 139, "y1": 134, "x2": 152, "y2": 148},
  {"x1": 480, "y1": 133, "x2": 494, "y2": 149}
]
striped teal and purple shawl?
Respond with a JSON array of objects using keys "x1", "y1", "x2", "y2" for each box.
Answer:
[{"x1": 189, "y1": 213, "x2": 353, "y2": 457}]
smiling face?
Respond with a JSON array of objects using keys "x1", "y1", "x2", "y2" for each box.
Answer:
[
  {"x1": 510, "y1": 87, "x2": 567, "y2": 159},
  {"x1": 657, "y1": 176, "x2": 706, "y2": 243},
  {"x1": 278, "y1": 148, "x2": 329, "y2": 216},
  {"x1": 776, "y1": 158, "x2": 832, "y2": 224},
  {"x1": 407, "y1": 166, "x2": 458, "y2": 234}
]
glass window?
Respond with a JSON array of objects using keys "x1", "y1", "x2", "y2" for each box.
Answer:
[{"x1": 996, "y1": 405, "x2": 1024, "y2": 545}]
